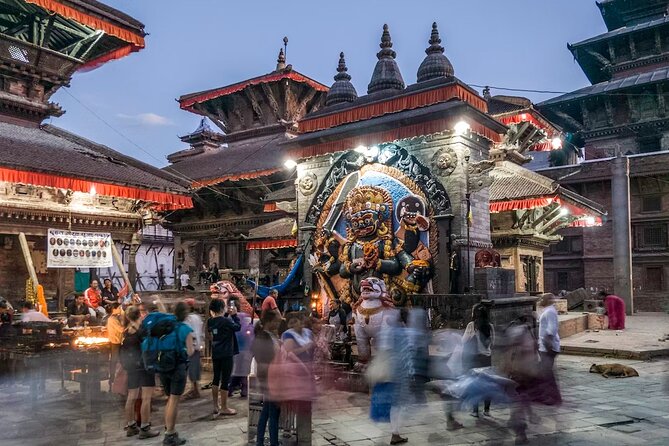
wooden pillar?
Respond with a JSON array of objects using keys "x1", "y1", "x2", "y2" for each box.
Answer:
[
  {"x1": 434, "y1": 215, "x2": 452, "y2": 294},
  {"x1": 18, "y1": 233, "x2": 38, "y2": 291},
  {"x1": 127, "y1": 232, "x2": 141, "y2": 291},
  {"x1": 111, "y1": 241, "x2": 134, "y2": 295},
  {"x1": 56, "y1": 269, "x2": 65, "y2": 311}
]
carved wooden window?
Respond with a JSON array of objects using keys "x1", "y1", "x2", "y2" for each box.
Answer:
[
  {"x1": 587, "y1": 100, "x2": 608, "y2": 128},
  {"x1": 641, "y1": 195, "x2": 662, "y2": 213},
  {"x1": 635, "y1": 31, "x2": 655, "y2": 56},
  {"x1": 645, "y1": 266, "x2": 664, "y2": 291},
  {"x1": 551, "y1": 236, "x2": 582, "y2": 254},
  {"x1": 638, "y1": 135, "x2": 662, "y2": 153},
  {"x1": 614, "y1": 38, "x2": 631, "y2": 62},
  {"x1": 635, "y1": 223, "x2": 668, "y2": 250},
  {"x1": 635, "y1": 91, "x2": 658, "y2": 122}
]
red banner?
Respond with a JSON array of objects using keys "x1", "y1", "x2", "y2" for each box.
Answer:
[{"x1": 246, "y1": 239, "x2": 297, "y2": 250}]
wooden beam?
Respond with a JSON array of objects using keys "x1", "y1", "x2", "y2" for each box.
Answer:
[
  {"x1": 531, "y1": 204, "x2": 560, "y2": 229},
  {"x1": 111, "y1": 240, "x2": 134, "y2": 296},
  {"x1": 18, "y1": 232, "x2": 39, "y2": 292},
  {"x1": 293, "y1": 88, "x2": 317, "y2": 121}
]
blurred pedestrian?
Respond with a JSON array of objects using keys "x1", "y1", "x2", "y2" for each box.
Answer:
[
  {"x1": 538, "y1": 295, "x2": 562, "y2": 406},
  {"x1": 228, "y1": 298, "x2": 254, "y2": 398},
  {"x1": 120, "y1": 306, "x2": 159, "y2": 439},
  {"x1": 461, "y1": 304, "x2": 494, "y2": 417},
  {"x1": 183, "y1": 298, "x2": 203, "y2": 399},
  {"x1": 252, "y1": 311, "x2": 282, "y2": 446},
  {"x1": 107, "y1": 303, "x2": 124, "y2": 392}
]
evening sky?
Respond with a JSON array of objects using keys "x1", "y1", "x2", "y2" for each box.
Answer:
[{"x1": 50, "y1": 0, "x2": 605, "y2": 167}]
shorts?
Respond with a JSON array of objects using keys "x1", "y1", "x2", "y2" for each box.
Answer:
[
  {"x1": 212, "y1": 356, "x2": 234, "y2": 390},
  {"x1": 188, "y1": 350, "x2": 202, "y2": 382},
  {"x1": 159, "y1": 363, "x2": 188, "y2": 396},
  {"x1": 127, "y1": 368, "x2": 155, "y2": 390}
]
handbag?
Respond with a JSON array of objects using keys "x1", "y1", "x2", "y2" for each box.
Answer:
[
  {"x1": 111, "y1": 363, "x2": 128, "y2": 395},
  {"x1": 364, "y1": 350, "x2": 392, "y2": 385},
  {"x1": 268, "y1": 348, "x2": 314, "y2": 402}
]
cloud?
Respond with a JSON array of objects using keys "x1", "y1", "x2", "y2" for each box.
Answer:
[{"x1": 117, "y1": 112, "x2": 174, "y2": 126}]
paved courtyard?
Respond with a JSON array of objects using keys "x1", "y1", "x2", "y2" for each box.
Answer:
[{"x1": 0, "y1": 355, "x2": 668, "y2": 446}]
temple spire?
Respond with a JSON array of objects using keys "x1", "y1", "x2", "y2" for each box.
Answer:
[
  {"x1": 276, "y1": 47, "x2": 286, "y2": 71},
  {"x1": 367, "y1": 24, "x2": 405, "y2": 94},
  {"x1": 417, "y1": 22, "x2": 454, "y2": 82},
  {"x1": 326, "y1": 52, "x2": 358, "y2": 106}
]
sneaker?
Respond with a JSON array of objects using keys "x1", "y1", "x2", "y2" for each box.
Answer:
[
  {"x1": 139, "y1": 425, "x2": 160, "y2": 439},
  {"x1": 126, "y1": 424, "x2": 139, "y2": 437},
  {"x1": 163, "y1": 432, "x2": 186, "y2": 446}
]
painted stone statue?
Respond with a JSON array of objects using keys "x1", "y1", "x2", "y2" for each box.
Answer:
[
  {"x1": 338, "y1": 186, "x2": 412, "y2": 303},
  {"x1": 352, "y1": 277, "x2": 397, "y2": 368},
  {"x1": 210, "y1": 280, "x2": 254, "y2": 316}
]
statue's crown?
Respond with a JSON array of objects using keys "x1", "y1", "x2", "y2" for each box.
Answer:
[{"x1": 344, "y1": 186, "x2": 392, "y2": 220}]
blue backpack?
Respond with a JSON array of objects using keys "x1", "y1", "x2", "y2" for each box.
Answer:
[{"x1": 140, "y1": 313, "x2": 185, "y2": 374}]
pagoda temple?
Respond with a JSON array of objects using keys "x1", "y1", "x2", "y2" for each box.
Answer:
[
  {"x1": 164, "y1": 52, "x2": 327, "y2": 283},
  {"x1": 539, "y1": 0, "x2": 669, "y2": 312},
  {"x1": 285, "y1": 22, "x2": 604, "y2": 311},
  {"x1": 0, "y1": 0, "x2": 191, "y2": 306}
]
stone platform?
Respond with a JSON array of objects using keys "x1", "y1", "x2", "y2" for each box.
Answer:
[{"x1": 560, "y1": 312, "x2": 669, "y2": 360}]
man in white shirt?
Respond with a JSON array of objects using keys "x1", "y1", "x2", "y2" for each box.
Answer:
[
  {"x1": 180, "y1": 272, "x2": 194, "y2": 291},
  {"x1": 20, "y1": 301, "x2": 51, "y2": 322},
  {"x1": 537, "y1": 294, "x2": 562, "y2": 405}
]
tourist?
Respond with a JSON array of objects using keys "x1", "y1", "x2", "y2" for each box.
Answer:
[
  {"x1": 461, "y1": 303, "x2": 494, "y2": 417},
  {"x1": 159, "y1": 302, "x2": 195, "y2": 446},
  {"x1": 261, "y1": 289, "x2": 282, "y2": 319},
  {"x1": 20, "y1": 301, "x2": 51, "y2": 322},
  {"x1": 538, "y1": 295, "x2": 562, "y2": 406},
  {"x1": 199, "y1": 264, "x2": 209, "y2": 285},
  {"x1": 207, "y1": 298, "x2": 240, "y2": 417},
  {"x1": 67, "y1": 293, "x2": 92, "y2": 327},
  {"x1": 599, "y1": 291, "x2": 626, "y2": 330},
  {"x1": 328, "y1": 299, "x2": 348, "y2": 339},
  {"x1": 158, "y1": 264, "x2": 166, "y2": 290},
  {"x1": 180, "y1": 270, "x2": 194, "y2": 291},
  {"x1": 282, "y1": 312, "x2": 316, "y2": 443},
  {"x1": 121, "y1": 305, "x2": 159, "y2": 439},
  {"x1": 101, "y1": 278, "x2": 119, "y2": 306},
  {"x1": 500, "y1": 315, "x2": 540, "y2": 445},
  {"x1": 0, "y1": 299, "x2": 13, "y2": 333},
  {"x1": 84, "y1": 279, "x2": 107, "y2": 320},
  {"x1": 252, "y1": 311, "x2": 281, "y2": 446},
  {"x1": 107, "y1": 302, "x2": 124, "y2": 392},
  {"x1": 228, "y1": 297, "x2": 254, "y2": 398},
  {"x1": 175, "y1": 265, "x2": 182, "y2": 289},
  {"x1": 183, "y1": 298, "x2": 203, "y2": 399}
]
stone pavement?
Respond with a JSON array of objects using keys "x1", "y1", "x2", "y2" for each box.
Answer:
[
  {"x1": 561, "y1": 312, "x2": 669, "y2": 359},
  {"x1": 0, "y1": 355, "x2": 668, "y2": 446}
]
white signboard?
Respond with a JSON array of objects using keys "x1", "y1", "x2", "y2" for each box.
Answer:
[{"x1": 47, "y1": 229, "x2": 113, "y2": 268}]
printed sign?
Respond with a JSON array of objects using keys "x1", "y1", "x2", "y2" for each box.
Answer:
[{"x1": 47, "y1": 229, "x2": 113, "y2": 268}]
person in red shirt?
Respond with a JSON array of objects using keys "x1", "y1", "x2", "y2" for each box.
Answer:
[
  {"x1": 261, "y1": 289, "x2": 282, "y2": 319},
  {"x1": 85, "y1": 279, "x2": 107, "y2": 320}
]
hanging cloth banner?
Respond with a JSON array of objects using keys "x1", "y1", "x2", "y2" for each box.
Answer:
[{"x1": 47, "y1": 229, "x2": 113, "y2": 268}]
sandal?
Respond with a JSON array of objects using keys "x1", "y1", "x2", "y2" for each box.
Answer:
[
  {"x1": 211, "y1": 410, "x2": 221, "y2": 420},
  {"x1": 390, "y1": 435, "x2": 408, "y2": 445},
  {"x1": 220, "y1": 408, "x2": 237, "y2": 416}
]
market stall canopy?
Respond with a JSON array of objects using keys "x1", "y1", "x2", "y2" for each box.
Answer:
[{"x1": 0, "y1": 123, "x2": 192, "y2": 210}]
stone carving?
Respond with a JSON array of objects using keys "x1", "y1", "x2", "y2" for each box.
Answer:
[
  {"x1": 305, "y1": 144, "x2": 451, "y2": 225},
  {"x1": 431, "y1": 146, "x2": 457, "y2": 175},
  {"x1": 475, "y1": 249, "x2": 501, "y2": 268},
  {"x1": 298, "y1": 172, "x2": 318, "y2": 196}
]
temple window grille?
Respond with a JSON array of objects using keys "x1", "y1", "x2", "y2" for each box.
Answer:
[
  {"x1": 641, "y1": 195, "x2": 662, "y2": 213},
  {"x1": 556, "y1": 271, "x2": 570, "y2": 291},
  {"x1": 645, "y1": 266, "x2": 664, "y2": 292},
  {"x1": 635, "y1": 223, "x2": 668, "y2": 250}
]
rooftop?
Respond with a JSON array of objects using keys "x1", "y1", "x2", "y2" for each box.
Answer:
[{"x1": 539, "y1": 66, "x2": 669, "y2": 107}]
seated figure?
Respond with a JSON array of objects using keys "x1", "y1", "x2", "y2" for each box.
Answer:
[{"x1": 67, "y1": 293, "x2": 93, "y2": 327}]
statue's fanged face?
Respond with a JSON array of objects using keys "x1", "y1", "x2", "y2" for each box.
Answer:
[
  {"x1": 360, "y1": 277, "x2": 386, "y2": 300},
  {"x1": 350, "y1": 210, "x2": 379, "y2": 238}
]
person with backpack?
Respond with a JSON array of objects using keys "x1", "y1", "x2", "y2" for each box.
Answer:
[
  {"x1": 208, "y1": 298, "x2": 241, "y2": 418},
  {"x1": 120, "y1": 305, "x2": 159, "y2": 439},
  {"x1": 141, "y1": 302, "x2": 194, "y2": 446}
]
